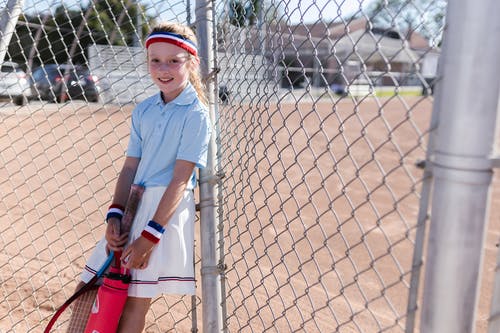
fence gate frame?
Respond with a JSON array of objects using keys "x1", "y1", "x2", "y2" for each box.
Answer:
[{"x1": 197, "y1": 0, "x2": 224, "y2": 332}]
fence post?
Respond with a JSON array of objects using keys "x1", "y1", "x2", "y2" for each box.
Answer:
[
  {"x1": 0, "y1": 0, "x2": 24, "y2": 65},
  {"x1": 195, "y1": 0, "x2": 223, "y2": 332},
  {"x1": 420, "y1": 0, "x2": 500, "y2": 332}
]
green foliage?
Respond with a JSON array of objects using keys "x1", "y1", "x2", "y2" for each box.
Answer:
[
  {"x1": 8, "y1": 1, "x2": 156, "y2": 68},
  {"x1": 362, "y1": 0, "x2": 446, "y2": 45},
  {"x1": 86, "y1": 0, "x2": 148, "y2": 45},
  {"x1": 228, "y1": 0, "x2": 262, "y2": 27}
]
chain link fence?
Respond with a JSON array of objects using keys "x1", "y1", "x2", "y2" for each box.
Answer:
[
  {"x1": 214, "y1": 1, "x2": 441, "y2": 332},
  {"x1": 1, "y1": 0, "x2": 499, "y2": 332}
]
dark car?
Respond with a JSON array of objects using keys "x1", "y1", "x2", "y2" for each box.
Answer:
[{"x1": 31, "y1": 64, "x2": 101, "y2": 102}]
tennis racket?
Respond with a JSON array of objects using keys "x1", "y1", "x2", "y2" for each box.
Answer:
[
  {"x1": 43, "y1": 252, "x2": 114, "y2": 333},
  {"x1": 44, "y1": 184, "x2": 145, "y2": 333},
  {"x1": 84, "y1": 184, "x2": 145, "y2": 333}
]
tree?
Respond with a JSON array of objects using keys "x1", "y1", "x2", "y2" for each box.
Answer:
[
  {"x1": 86, "y1": 0, "x2": 152, "y2": 46},
  {"x1": 227, "y1": 0, "x2": 283, "y2": 27},
  {"x1": 362, "y1": 0, "x2": 446, "y2": 46},
  {"x1": 8, "y1": 0, "x2": 155, "y2": 67},
  {"x1": 228, "y1": 0, "x2": 261, "y2": 27}
]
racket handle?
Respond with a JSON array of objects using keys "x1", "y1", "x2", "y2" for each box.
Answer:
[
  {"x1": 121, "y1": 184, "x2": 145, "y2": 234},
  {"x1": 113, "y1": 250, "x2": 122, "y2": 268},
  {"x1": 112, "y1": 184, "x2": 145, "y2": 268}
]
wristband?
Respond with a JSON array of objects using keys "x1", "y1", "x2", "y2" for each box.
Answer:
[
  {"x1": 105, "y1": 204, "x2": 125, "y2": 223},
  {"x1": 141, "y1": 220, "x2": 165, "y2": 244}
]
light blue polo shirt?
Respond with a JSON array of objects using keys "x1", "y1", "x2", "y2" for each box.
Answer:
[{"x1": 126, "y1": 84, "x2": 212, "y2": 189}]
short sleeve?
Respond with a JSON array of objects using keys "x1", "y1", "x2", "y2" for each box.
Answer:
[
  {"x1": 126, "y1": 107, "x2": 142, "y2": 158},
  {"x1": 177, "y1": 109, "x2": 212, "y2": 168}
]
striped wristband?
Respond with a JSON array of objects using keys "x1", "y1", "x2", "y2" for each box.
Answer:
[
  {"x1": 106, "y1": 204, "x2": 125, "y2": 223},
  {"x1": 141, "y1": 220, "x2": 165, "y2": 244}
]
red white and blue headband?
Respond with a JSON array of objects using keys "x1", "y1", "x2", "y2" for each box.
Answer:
[{"x1": 145, "y1": 31, "x2": 198, "y2": 56}]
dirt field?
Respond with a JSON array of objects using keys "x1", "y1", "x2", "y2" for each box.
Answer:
[{"x1": 0, "y1": 97, "x2": 499, "y2": 332}]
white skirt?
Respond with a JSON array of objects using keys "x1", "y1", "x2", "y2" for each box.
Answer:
[{"x1": 81, "y1": 187, "x2": 196, "y2": 298}]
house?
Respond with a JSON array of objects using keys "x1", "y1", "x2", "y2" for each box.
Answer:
[
  {"x1": 276, "y1": 17, "x2": 439, "y2": 89},
  {"x1": 216, "y1": 17, "x2": 440, "y2": 92}
]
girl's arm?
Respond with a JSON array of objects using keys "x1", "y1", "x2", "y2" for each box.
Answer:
[
  {"x1": 151, "y1": 159, "x2": 196, "y2": 226},
  {"x1": 121, "y1": 159, "x2": 196, "y2": 269},
  {"x1": 112, "y1": 156, "x2": 141, "y2": 206},
  {"x1": 106, "y1": 156, "x2": 140, "y2": 252}
]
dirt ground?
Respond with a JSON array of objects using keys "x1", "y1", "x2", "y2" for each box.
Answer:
[{"x1": 0, "y1": 96, "x2": 499, "y2": 332}]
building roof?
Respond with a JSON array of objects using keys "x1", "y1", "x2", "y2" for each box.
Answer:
[
  {"x1": 333, "y1": 28, "x2": 418, "y2": 64},
  {"x1": 296, "y1": 17, "x2": 431, "y2": 51},
  {"x1": 218, "y1": 17, "x2": 434, "y2": 66}
]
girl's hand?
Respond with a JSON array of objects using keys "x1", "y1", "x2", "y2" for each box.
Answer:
[
  {"x1": 121, "y1": 236, "x2": 155, "y2": 269},
  {"x1": 105, "y1": 217, "x2": 129, "y2": 252}
]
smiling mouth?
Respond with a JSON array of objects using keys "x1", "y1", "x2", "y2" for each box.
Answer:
[{"x1": 158, "y1": 77, "x2": 173, "y2": 83}]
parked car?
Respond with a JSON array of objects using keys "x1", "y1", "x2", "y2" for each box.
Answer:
[
  {"x1": 0, "y1": 61, "x2": 31, "y2": 105},
  {"x1": 31, "y1": 64, "x2": 101, "y2": 102}
]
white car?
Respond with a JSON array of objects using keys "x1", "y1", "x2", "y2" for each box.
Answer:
[{"x1": 0, "y1": 61, "x2": 31, "y2": 105}]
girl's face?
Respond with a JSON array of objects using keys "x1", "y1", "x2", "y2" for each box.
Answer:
[{"x1": 147, "y1": 41, "x2": 197, "y2": 103}]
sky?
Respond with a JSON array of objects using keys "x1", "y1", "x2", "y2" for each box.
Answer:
[
  {"x1": 19, "y1": 0, "x2": 374, "y2": 24},
  {"x1": 285, "y1": 0, "x2": 372, "y2": 23}
]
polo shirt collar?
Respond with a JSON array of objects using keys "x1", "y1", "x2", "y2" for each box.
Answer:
[{"x1": 154, "y1": 83, "x2": 198, "y2": 106}]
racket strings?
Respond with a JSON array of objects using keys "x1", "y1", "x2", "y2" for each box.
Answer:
[{"x1": 66, "y1": 287, "x2": 98, "y2": 332}]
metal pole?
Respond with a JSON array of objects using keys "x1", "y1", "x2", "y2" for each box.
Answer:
[
  {"x1": 405, "y1": 164, "x2": 434, "y2": 333},
  {"x1": 0, "y1": 0, "x2": 24, "y2": 65},
  {"x1": 420, "y1": 0, "x2": 500, "y2": 332},
  {"x1": 405, "y1": 51, "x2": 445, "y2": 333},
  {"x1": 488, "y1": 236, "x2": 500, "y2": 333},
  {"x1": 195, "y1": 0, "x2": 223, "y2": 332},
  {"x1": 135, "y1": 0, "x2": 142, "y2": 46}
]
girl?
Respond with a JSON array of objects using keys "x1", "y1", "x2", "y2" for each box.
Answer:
[{"x1": 73, "y1": 21, "x2": 211, "y2": 332}]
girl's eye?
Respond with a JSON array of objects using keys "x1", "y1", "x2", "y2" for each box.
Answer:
[{"x1": 149, "y1": 56, "x2": 188, "y2": 67}]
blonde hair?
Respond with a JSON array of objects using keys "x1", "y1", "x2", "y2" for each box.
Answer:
[{"x1": 148, "y1": 22, "x2": 208, "y2": 105}]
